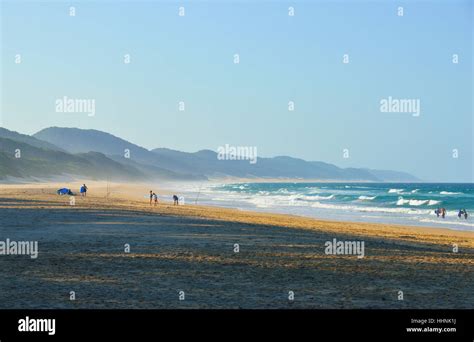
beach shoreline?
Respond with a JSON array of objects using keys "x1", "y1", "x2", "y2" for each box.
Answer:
[
  {"x1": 1, "y1": 182, "x2": 473, "y2": 309},
  {"x1": 1, "y1": 181, "x2": 473, "y2": 242},
  {"x1": 168, "y1": 180, "x2": 474, "y2": 232}
]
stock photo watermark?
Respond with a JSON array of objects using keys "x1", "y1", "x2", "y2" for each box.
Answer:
[
  {"x1": 217, "y1": 144, "x2": 258, "y2": 164},
  {"x1": 380, "y1": 96, "x2": 420, "y2": 117},
  {"x1": 55, "y1": 96, "x2": 96, "y2": 117},
  {"x1": 0, "y1": 239, "x2": 38, "y2": 259},
  {"x1": 325, "y1": 238, "x2": 365, "y2": 259}
]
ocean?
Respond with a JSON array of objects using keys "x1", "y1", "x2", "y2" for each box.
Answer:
[{"x1": 183, "y1": 182, "x2": 474, "y2": 231}]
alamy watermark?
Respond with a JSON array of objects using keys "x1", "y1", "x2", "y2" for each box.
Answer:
[
  {"x1": 380, "y1": 96, "x2": 420, "y2": 117},
  {"x1": 55, "y1": 96, "x2": 95, "y2": 117},
  {"x1": 325, "y1": 238, "x2": 365, "y2": 258},
  {"x1": 217, "y1": 144, "x2": 258, "y2": 164},
  {"x1": 0, "y1": 239, "x2": 38, "y2": 259},
  {"x1": 18, "y1": 317, "x2": 55, "y2": 335}
]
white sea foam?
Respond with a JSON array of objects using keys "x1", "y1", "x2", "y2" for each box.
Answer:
[
  {"x1": 408, "y1": 199, "x2": 429, "y2": 206},
  {"x1": 396, "y1": 198, "x2": 440, "y2": 206},
  {"x1": 309, "y1": 201, "x2": 430, "y2": 215},
  {"x1": 440, "y1": 191, "x2": 462, "y2": 195},
  {"x1": 311, "y1": 194, "x2": 334, "y2": 200},
  {"x1": 290, "y1": 194, "x2": 335, "y2": 201},
  {"x1": 419, "y1": 219, "x2": 473, "y2": 228},
  {"x1": 358, "y1": 195, "x2": 376, "y2": 200},
  {"x1": 388, "y1": 188, "x2": 404, "y2": 193},
  {"x1": 396, "y1": 198, "x2": 409, "y2": 205},
  {"x1": 276, "y1": 188, "x2": 291, "y2": 194}
]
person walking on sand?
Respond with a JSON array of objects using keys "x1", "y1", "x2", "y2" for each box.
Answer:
[
  {"x1": 81, "y1": 184, "x2": 88, "y2": 197},
  {"x1": 149, "y1": 190, "x2": 153, "y2": 205},
  {"x1": 153, "y1": 192, "x2": 158, "y2": 206},
  {"x1": 173, "y1": 195, "x2": 179, "y2": 205}
]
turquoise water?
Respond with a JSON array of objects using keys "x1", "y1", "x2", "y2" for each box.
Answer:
[{"x1": 199, "y1": 183, "x2": 474, "y2": 231}]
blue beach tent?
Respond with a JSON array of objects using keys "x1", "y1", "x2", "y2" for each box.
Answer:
[{"x1": 57, "y1": 188, "x2": 73, "y2": 195}]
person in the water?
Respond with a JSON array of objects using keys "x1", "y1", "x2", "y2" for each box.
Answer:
[
  {"x1": 458, "y1": 209, "x2": 469, "y2": 219},
  {"x1": 435, "y1": 208, "x2": 440, "y2": 217}
]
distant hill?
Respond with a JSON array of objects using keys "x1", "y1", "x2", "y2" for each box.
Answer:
[
  {"x1": 0, "y1": 127, "x2": 65, "y2": 152},
  {"x1": 364, "y1": 169, "x2": 421, "y2": 183},
  {"x1": 32, "y1": 127, "x2": 205, "y2": 181},
  {"x1": 150, "y1": 149, "x2": 410, "y2": 181},
  {"x1": 0, "y1": 137, "x2": 145, "y2": 181},
  {"x1": 0, "y1": 126, "x2": 421, "y2": 182},
  {"x1": 34, "y1": 127, "x2": 153, "y2": 158}
]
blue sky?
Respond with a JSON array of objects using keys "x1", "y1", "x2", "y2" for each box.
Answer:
[{"x1": 1, "y1": 0, "x2": 472, "y2": 182}]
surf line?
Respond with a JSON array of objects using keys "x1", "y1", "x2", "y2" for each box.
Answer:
[{"x1": 0, "y1": 238, "x2": 38, "y2": 259}]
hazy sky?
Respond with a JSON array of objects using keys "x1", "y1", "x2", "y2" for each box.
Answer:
[{"x1": 1, "y1": 0, "x2": 472, "y2": 182}]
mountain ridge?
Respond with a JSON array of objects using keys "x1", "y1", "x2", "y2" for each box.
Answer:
[{"x1": 0, "y1": 126, "x2": 421, "y2": 182}]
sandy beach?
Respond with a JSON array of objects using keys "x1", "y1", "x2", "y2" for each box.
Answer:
[{"x1": 0, "y1": 182, "x2": 473, "y2": 309}]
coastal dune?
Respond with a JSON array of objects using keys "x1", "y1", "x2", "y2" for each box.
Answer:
[{"x1": 0, "y1": 182, "x2": 473, "y2": 309}]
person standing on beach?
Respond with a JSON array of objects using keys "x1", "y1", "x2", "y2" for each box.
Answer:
[
  {"x1": 82, "y1": 184, "x2": 88, "y2": 197},
  {"x1": 173, "y1": 195, "x2": 179, "y2": 205},
  {"x1": 153, "y1": 192, "x2": 158, "y2": 206},
  {"x1": 149, "y1": 190, "x2": 153, "y2": 205}
]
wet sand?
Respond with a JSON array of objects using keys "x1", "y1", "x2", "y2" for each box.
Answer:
[{"x1": 0, "y1": 182, "x2": 473, "y2": 308}]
